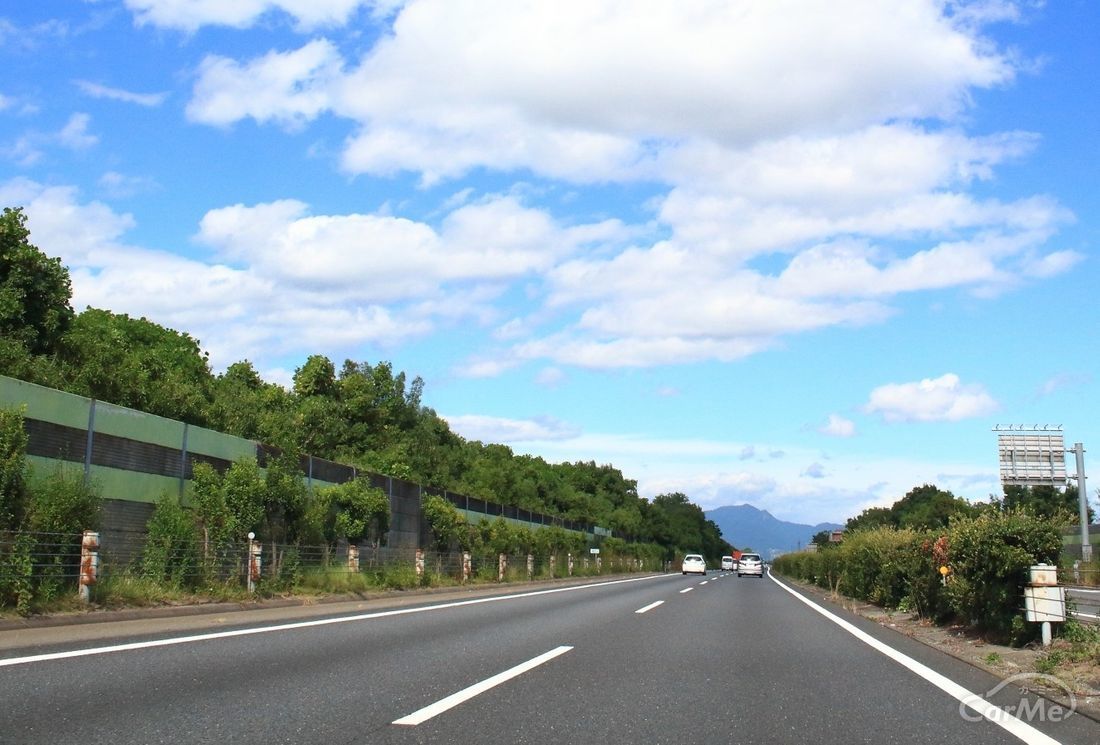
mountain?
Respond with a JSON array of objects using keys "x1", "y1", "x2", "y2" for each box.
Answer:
[{"x1": 705, "y1": 504, "x2": 842, "y2": 560}]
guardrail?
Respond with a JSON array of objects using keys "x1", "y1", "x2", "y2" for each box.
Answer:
[{"x1": 1065, "y1": 585, "x2": 1100, "y2": 625}]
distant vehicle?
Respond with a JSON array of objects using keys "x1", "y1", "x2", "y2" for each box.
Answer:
[
  {"x1": 681, "y1": 554, "x2": 707, "y2": 575},
  {"x1": 720, "y1": 556, "x2": 735, "y2": 571},
  {"x1": 737, "y1": 553, "x2": 764, "y2": 578}
]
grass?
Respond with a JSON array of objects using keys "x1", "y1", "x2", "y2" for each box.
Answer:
[{"x1": 2, "y1": 558, "x2": 654, "y2": 617}]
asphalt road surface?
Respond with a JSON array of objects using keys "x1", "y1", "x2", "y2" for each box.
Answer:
[{"x1": 2, "y1": 571, "x2": 1098, "y2": 744}]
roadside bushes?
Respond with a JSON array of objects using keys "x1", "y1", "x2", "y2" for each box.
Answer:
[
  {"x1": 943, "y1": 510, "x2": 1061, "y2": 642},
  {"x1": 0, "y1": 406, "x2": 102, "y2": 613},
  {"x1": 772, "y1": 510, "x2": 1062, "y2": 643}
]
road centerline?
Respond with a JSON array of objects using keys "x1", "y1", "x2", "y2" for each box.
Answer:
[
  {"x1": 635, "y1": 601, "x2": 664, "y2": 614},
  {"x1": 392, "y1": 646, "x2": 574, "y2": 726},
  {"x1": 679, "y1": 587, "x2": 693, "y2": 594}
]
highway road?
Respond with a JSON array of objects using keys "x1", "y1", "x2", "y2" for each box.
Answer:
[{"x1": 2, "y1": 571, "x2": 1098, "y2": 744}]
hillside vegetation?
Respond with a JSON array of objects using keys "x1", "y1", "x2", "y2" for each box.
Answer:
[{"x1": 0, "y1": 206, "x2": 731, "y2": 561}]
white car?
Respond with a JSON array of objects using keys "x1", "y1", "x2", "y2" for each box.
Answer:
[
  {"x1": 720, "y1": 556, "x2": 735, "y2": 571},
  {"x1": 737, "y1": 553, "x2": 764, "y2": 578},
  {"x1": 681, "y1": 554, "x2": 707, "y2": 575}
]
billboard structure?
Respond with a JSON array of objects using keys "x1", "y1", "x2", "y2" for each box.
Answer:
[{"x1": 995, "y1": 426, "x2": 1067, "y2": 488}]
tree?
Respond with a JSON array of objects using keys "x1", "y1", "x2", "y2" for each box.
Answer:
[
  {"x1": 57, "y1": 309, "x2": 212, "y2": 425},
  {"x1": 0, "y1": 207, "x2": 74, "y2": 356},
  {"x1": 1002, "y1": 484, "x2": 1094, "y2": 523},
  {"x1": 846, "y1": 485, "x2": 978, "y2": 532}
]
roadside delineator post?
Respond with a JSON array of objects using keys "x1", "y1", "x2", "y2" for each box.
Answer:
[
  {"x1": 549, "y1": 553, "x2": 556, "y2": 579},
  {"x1": 415, "y1": 549, "x2": 425, "y2": 580},
  {"x1": 347, "y1": 544, "x2": 359, "y2": 573},
  {"x1": 79, "y1": 530, "x2": 99, "y2": 604},
  {"x1": 498, "y1": 553, "x2": 507, "y2": 581},
  {"x1": 527, "y1": 553, "x2": 534, "y2": 580},
  {"x1": 567, "y1": 552, "x2": 573, "y2": 576},
  {"x1": 462, "y1": 552, "x2": 471, "y2": 583},
  {"x1": 247, "y1": 532, "x2": 261, "y2": 593}
]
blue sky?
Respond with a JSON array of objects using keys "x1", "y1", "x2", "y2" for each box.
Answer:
[{"x1": 2, "y1": 1, "x2": 1097, "y2": 525}]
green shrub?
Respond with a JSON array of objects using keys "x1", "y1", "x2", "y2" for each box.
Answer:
[
  {"x1": 0, "y1": 406, "x2": 28, "y2": 531},
  {"x1": 943, "y1": 511, "x2": 1061, "y2": 643},
  {"x1": 142, "y1": 494, "x2": 199, "y2": 588},
  {"x1": 0, "y1": 531, "x2": 34, "y2": 614},
  {"x1": 26, "y1": 466, "x2": 101, "y2": 535}
]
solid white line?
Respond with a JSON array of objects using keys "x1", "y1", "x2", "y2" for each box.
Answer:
[
  {"x1": 768, "y1": 573, "x2": 1061, "y2": 745},
  {"x1": 679, "y1": 587, "x2": 693, "y2": 594},
  {"x1": 392, "y1": 646, "x2": 573, "y2": 726},
  {"x1": 0, "y1": 574, "x2": 669, "y2": 668},
  {"x1": 635, "y1": 601, "x2": 664, "y2": 614}
]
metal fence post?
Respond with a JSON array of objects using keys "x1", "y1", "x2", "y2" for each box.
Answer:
[
  {"x1": 79, "y1": 531, "x2": 99, "y2": 603},
  {"x1": 83, "y1": 400, "x2": 96, "y2": 487}
]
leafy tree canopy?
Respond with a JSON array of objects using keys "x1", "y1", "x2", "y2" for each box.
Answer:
[{"x1": 0, "y1": 207, "x2": 74, "y2": 360}]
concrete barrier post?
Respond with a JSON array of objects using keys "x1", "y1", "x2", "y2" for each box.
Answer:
[{"x1": 79, "y1": 530, "x2": 99, "y2": 604}]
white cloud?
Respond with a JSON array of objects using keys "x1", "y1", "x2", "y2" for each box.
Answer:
[
  {"x1": 820, "y1": 415, "x2": 857, "y2": 438},
  {"x1": 5, "y1": 114, "x2": 99, "y2": 165},
  {"x1": 534, "y1": 367, "x2": 564, "y2": 388},
  {"x1": 802, "y1": 463, "x2": 827, "y2": 479},
  {"x1": 171, "y1": 1, "x2": 1074, "y2": 374},
  {"x1": 75, "y1": 81, "x2": 168, "y2": 107},
  {"x1": 57, "y1": 113, "x2": 97, "y2": 150},
  {"x1": 195, "y1": 194, "x2": 609, "y2": 302},
  {"x1": 97, "y1": 171, "x2": 160, "y2": 199},
  {"x1": 188, "y1": 40, "x2": 344, "y2": 129},
  {"x1": 443, "y1": 414, "x2": 580, "y2": 443},
  {"x1": 186, "y1": 0, "x2": 1015, "y2": 182},
  {"x1": 864, "y1": 373, "x2": 999, "y2": 423},
  {"x1": 1037, "y1": 373, "x2": 1092, "y2": 398},
  {"x1": 125, "y1": 0, "x2": 373, "y2": 31}
]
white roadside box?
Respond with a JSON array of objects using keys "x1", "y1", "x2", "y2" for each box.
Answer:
[
  {"x1": 1029, "y1": 564, "x2": 1058, "y2": 586},
  {"x1": 1024, "y1": 585, "x2": 1066, "y2": 623}
]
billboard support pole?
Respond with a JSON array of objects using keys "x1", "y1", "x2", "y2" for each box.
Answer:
[{"x1": 1071, "y1": 443, "x2": 1092, "y2": 562}]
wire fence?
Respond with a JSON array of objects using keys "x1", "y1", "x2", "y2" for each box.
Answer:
[
  {"x1": 0, "y1": 530, "x2": 653, "y2": 611},
  {"x1": 1058, "y1": 564, "x2": 1100, "y2": 587}
]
